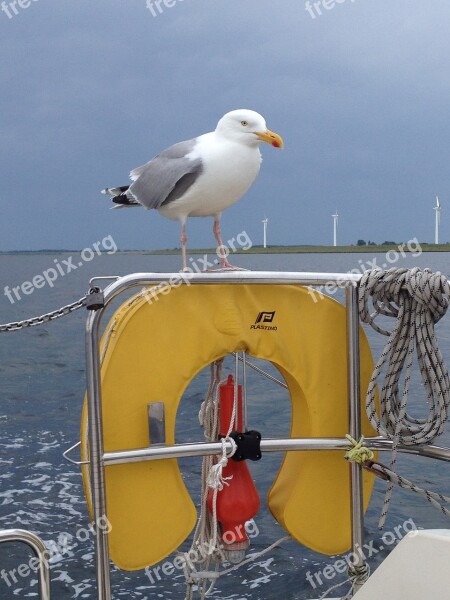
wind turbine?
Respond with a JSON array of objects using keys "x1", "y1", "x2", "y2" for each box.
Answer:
[
  {"x1": 332, "y1": 210, "x2": 339, "y2": 247},
  {"x1": 262, "y1": 215, "x2": 269, "y2": 248},
  {"x1": 434, "y1": 196, "x2": 441, "y2": 245}
]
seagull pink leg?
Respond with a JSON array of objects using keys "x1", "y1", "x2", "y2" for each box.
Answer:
[
  {"x1": 180, "y1": 221, "x2": 188, "y2": 271},
  {"x1": 213, "y1": 219, "x2": 234, "y2": 269}
]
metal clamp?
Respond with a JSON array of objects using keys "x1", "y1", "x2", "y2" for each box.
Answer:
[
  {"x1": 62, "y1": 441, "x2": 90, "y2": 466},
  {"x1": 362, "y1": 459, "x2": 391, "y2": 481},
  {"x1": 229, "y1": 430, "x2": 262, "y2": 461}
]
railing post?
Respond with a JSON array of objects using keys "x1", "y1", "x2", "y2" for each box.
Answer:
[
  {"x1": 85, "y1": 311, "x2": 112, "y2": 600},
  {"x1": 346, "y1": 284, "x2": 366, "y2": 594}
]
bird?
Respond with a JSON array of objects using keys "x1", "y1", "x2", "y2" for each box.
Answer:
[{"x1": 102, "y1": 109, "x2": 284, "y2": 270}]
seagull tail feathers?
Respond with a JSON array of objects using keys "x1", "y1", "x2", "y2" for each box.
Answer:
[
  {"x1": 101, "y1": 185, "x2": 141, "y2": 208},
  {"x1": 101, "y1": 185, "x2": 129, "y2": 197}
]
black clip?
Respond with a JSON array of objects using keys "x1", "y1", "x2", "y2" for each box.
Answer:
[
  {"x1": 229, "y1": 430, "x2": 262, "y2": 462},
  {"x1": 86, "y1": 287, "x2": 105, "y2": 311}
]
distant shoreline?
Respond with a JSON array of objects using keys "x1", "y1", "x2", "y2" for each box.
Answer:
[{"x1": 0, "y1": 244, "x2": 449, "y2": 255}]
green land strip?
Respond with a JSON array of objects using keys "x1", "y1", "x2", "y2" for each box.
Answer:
[
  {"x1": 143, "y1": 243, "x2": 449, "y2": 255},
  {"x1": 0, "y1": 243, "x2": 448, "y2": 255}
]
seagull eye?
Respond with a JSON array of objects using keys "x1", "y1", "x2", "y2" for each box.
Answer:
[{"x1": 240, "y1": 120, "x2": 248, "y2": 126}]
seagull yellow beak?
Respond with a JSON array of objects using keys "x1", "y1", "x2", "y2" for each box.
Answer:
[{"x1": 256, "y1": 129, "x2": 284, "y2": 149}]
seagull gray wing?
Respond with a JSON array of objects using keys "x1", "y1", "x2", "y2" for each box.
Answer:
[{"x1": 129, "y1": 139, "x2": 203, "y2": 209}]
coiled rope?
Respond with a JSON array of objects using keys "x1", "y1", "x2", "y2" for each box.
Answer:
[{"x1": 359, "y1": 267, "x2": 450, "y2": 527}]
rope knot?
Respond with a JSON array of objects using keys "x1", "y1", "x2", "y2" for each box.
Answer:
[
  {"x1": 206, "y1": 437, "x2": 237, "y2": 491},
  {"x1": 344, "y1": 435, "x2": 374, "y2": 464},
  {"x1": 404, "y1": 267, "x2": 450, "y2": 322},
  {"x1": 360, "y1": 268, "x2": 450, "y2": 332}
]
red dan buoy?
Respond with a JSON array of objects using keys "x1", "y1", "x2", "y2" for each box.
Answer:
[{"x1": 207, "y1": 375, "x2": 260, "y2": 561}]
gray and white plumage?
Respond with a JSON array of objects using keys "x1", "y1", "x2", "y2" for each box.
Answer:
[
  {"x1": 102, "y1": 109, "x2": 283, "y2": 269},
  {"x1": 128, "y1": 140, "x2": 203, "y2": 211}
]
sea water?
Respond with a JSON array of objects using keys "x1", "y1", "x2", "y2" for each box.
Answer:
[{"x1": 0, "y1": 251, "x2": 450, "y2": 599}]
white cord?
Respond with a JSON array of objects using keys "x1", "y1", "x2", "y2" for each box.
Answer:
[{"x1": 359, "y1": 268, "x2": 450, "y2": 526}]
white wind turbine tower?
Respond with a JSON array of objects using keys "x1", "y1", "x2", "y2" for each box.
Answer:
[
  {"x1": 434, "y1": 196, "x2": 441, "y2": 245},
  {"x1": 332, "y1": 210, "x2": 339, "y2": 247},
  {"x1": 262, "y1": 215, "x2": 269, "y2": 248}
]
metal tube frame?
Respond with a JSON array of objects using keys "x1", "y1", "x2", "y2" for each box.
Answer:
[
  {"x1": 84, "y1": 271, "x2": 450, "y2": 600},
  {"x1": 346, "y1": 284, "x2": 365, "y2": 592},
  {"x1": 0, "y1": 529, "x2": 51, "y2": 600},
  {"x1": 102, "y1": 437, "x2": 450, "y2": 465}
]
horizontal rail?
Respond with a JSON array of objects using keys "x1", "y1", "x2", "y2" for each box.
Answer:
[
  {"x1": 102, "y1": 437, "x2": 450, "y2": 465},
  {"x1": 91, "y1": 271, "x2": 361, "y2": 309}
]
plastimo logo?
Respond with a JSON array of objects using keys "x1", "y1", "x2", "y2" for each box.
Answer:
[
  {"x1": 251, "y1": 311, "x2": 277, "y2": 331},
  {"x1": 255, "y1": 311, "x2": 275, "y2": 323}
]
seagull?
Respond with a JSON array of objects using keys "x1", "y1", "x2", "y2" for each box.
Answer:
[{"x1": 102, "y1": 109, "x2": 283, "y2": 270}]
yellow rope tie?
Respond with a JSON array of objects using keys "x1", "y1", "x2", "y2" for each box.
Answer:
[{"x1": 344, "y1": 435, "x2": 374, "y2": 464}]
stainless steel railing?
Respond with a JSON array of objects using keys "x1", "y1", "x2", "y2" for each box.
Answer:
[
  {"x1": 0, "y1": 529, "x2": 51, "y2": 600},
  {"x1": 83, "y1": 271, "x2": 450, "y2": 600}
]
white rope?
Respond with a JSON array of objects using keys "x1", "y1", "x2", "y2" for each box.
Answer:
[
  {"x1": 183, "y1": 359, "x2": 289, "y2": 599},
  {"x1": 365, "y1": 461, "x2": 450, "y2": 517},
  {"x1": 183, "y1": 360, "x2": 238, "y2": 600},
  {"x1": 359, "y1": 267, "x2": 450, "y2": 527},
  {"x1": 318, "y1": 564, "x2": 370, "y2": 600},
  {"x1": 186, "y1": 534, "x2": 291, "y2": 583},
  {"x1": 206, "y1": 437, "x2": 237, "y2": 491},
  {"x1": 345, "y1": 435, "x2": 450, "y2": 527}
]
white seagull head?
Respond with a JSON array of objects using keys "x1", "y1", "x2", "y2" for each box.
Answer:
[{"x1": 215, "y1": 109, "x2": 284, "y2": 149}]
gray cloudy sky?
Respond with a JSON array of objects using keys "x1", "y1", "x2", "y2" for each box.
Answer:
[{"x1": 1, "y1": 0, "x2": 450, "y2": 250}]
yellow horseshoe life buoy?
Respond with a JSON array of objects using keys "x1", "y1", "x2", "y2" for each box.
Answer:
[{"x1": 81, "y1": 284, "x2": 376, "y2": 571}]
